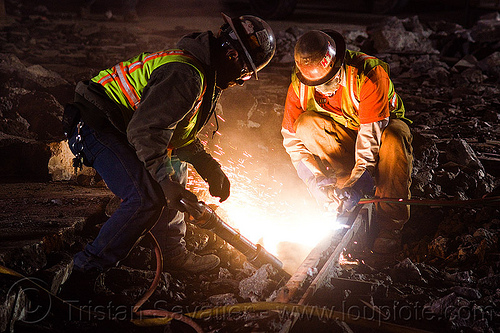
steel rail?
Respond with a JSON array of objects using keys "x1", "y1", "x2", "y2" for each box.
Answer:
[{"x1": 276, "y1": 204, "x2": 371, "y2": 332}]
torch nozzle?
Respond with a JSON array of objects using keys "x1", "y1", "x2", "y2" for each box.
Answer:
[{"x1": 180, "y1": 199, "x2": 285, "y2": 273}]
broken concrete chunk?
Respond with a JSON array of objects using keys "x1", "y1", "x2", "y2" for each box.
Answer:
[
  {"x1": 477, "y1": 274, "x2": 500, "y2": 290},
  {"x1": 0, "y1": 278, "x2": 28, "y2": 333},
  {"x1": 425, "y1": 292, "x2": 470, "y2": 317},
  {"x1": 368, "y1": 16, "x2": 437, "y2": 54},
  {"x1": 238, "y1": 264, "x2": 278, "y2": 302},
  {"x1": 478, "y1": 51, "x2": 500, "y2": 81},
  {"x1": 428, "y1": 236, "x2": 449, "y2": 259},
  {"x1": 35, "y1": 252, "x2": 73, "y2": 295},
  {"x1": 390, "y1": 258, "x2": 425, "y2": 283},
  {"x1": 446, "y1": 270, "x2": 475, "y2": 284},
  {"x1": 470, "y1": 12, "x2": 500, "y2": 43},
  {"x1": 450, "y1": 286, "x2": 482, "y2": 300},
  {"x1": 445, "y1": 139, "x2": 484, "y2": 171}
]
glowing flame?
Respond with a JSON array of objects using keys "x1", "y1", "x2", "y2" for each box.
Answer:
[
  {"x1": 187, "y1": 148, "x2": 343, "y2": 272},
  {"x1": 339, "y1": 252, "x2": 359, "y2": 266}
]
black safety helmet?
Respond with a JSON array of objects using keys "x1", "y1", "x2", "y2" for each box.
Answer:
[
  {"x1": 219, "y1": 12, "x2": 276, "y2": 80},
  {"x1": 294, "y1": 30, "x2": 346, "y2": 86}
]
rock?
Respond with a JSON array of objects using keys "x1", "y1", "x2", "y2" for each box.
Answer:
[
  {"x1": 425, "y1": 292, "x2": 471, "y2": 322},
  {"x1": 14, "y1": 90, "x2": 65, "y2": 141},
  {"x1": 473, "y1": 228, "x2": 497, "y2": 246},
  {"x1": 411, "y1": 132, "x2": 441, "y2": 196},
  {"x1": 477, "y1": 274, "x2": 500, "y2": 290},
  {"x1": 428, "y1": 66, "x2": 451, "y2": 85},
  {"x1": 478, "y1": 51, "x2": 500, "y2": 81},
  {"x1": 451, "y1": 54, "x2": 478, "y2": 72},
  {"x1": 412, "y1": 132, "x2": 440, "y2": 171},
  {"x1": 389, "y1": 258, "x2": 425, "y2": 283},
  {"x1": 102, "y1": 267, "x2": 157, "y2": 299},
  {"x1": 470, "y1": 12, "x2": 500, "y2": 43},
  {"x1": 0, "y1": 132, "x2": 52, "y2": 182},
  {"x1": 428, "y1": 236, "x2": 449, "y2": 259},
  {"x1": 0, "y1": 277, "x2": 28, "y2": 333},
  {"x1": 446, "y1": 270, "x2": 475, "y2": 284},
  {"x1": 273, "y1": 27, "x2": 303, "y2": 64},
  {"x1": 458, "y1": 234, "x2": 476, "y2": 262},
  {"x1": 450, "y1": 286, "x2": 481, "y2": 300},
  {"x1": 368, "y1": 16, "x2": 437, "y2": 54},
  {"x1": 0, "y1": 182, "x2": 112, "y2": 276},
  {"x1": 0, "y1": 53, "x2": 73, "y2": 102},
  {"x1": 461, "y1": 68, "x2": 487, "y2": 84},
  {"x1": 48, "y1": 141, "x2": 77, "y2": 181},
  {"x1": 238, "y1": 264, "x2": 278, "y2": 302},
  {"x1": 445, "y1": 138, "x2": 484, "y2": 172},
  {"x1": 208, "y1": 293, "x2": 238, "y2": 306},
  {"x1": 36, "y1": 252, "x2": 73, "y2": 294},
  {"x1": 218, "y1": 267, "x2": 232, "y2": 279}
]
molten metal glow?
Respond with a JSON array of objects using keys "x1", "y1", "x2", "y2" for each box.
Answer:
[
  {"x1": 339, "y1": 252, "x2": 359, "y2": 266},
  {"x1": 187, "y1": 147, "x2": 343, "y2": 272}
]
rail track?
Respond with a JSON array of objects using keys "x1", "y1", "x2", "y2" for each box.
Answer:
[{"x1": 274, "y1": 204, "x2": 374, "y2": 332}]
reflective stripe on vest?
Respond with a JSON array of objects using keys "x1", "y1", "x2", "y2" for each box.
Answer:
[
  {"x1": 93, "y1": 50, "x2": 205, "y2": 111},
  {"x1": 390, "y1": 92, "x2": 398, "y2": 109},
  {"x1": 348, "y1": 66, "x2": 359, "y2": 111},
  {"x1": 347, "y1": 53, "x2": 377, "y2": 112},
  {"x1": 299, "y1": 82, "x2": 308, "y2": 111},
  {"x1": 114, "y1": 62, "x2": 141, "y2": 108}
]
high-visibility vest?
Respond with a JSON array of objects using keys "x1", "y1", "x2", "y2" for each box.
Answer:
[
  {"x1": 291, "y1": 50, "x2": 409, "y2": 130},
  {"x1": 92, "y1": 50, "x2": 207, "y2": 148}
]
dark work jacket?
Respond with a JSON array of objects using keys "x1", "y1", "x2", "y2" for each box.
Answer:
[{"x1": 73, "y1": 31, "x2": 221, "y2": 186}]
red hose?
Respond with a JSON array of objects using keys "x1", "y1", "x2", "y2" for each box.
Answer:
[
  {"x1": 132, "y1": 232, "x2": 204, "y2": 333},
  {"x1": 360, "y1": 195, "x2": 500, "y2": 206}
]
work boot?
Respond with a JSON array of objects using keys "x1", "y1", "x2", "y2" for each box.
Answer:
[
  {"x1": 59, "y1": 267, "x2": 102, "y2": 304},
  {"x1": 372, "y1": 229, "x2": 402, "y2": 254},
  {"x1": 164, "y1": 250, "x2": 220, "y2": 274}
]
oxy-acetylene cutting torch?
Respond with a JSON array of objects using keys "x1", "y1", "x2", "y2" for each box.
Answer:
[{"x1": 180, "y1": 199, "x2": 288, "y2": 277}]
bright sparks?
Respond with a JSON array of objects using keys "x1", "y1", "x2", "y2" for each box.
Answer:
[{"x1": 187, "y1": 149, "x2": 343, "y2": 272}]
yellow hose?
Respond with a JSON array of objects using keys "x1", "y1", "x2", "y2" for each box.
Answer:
[
  {"x1": 1, "y1": 264, "x2": 430, "y2": 333},
  {"x1": 131, "y1": 301, "x2": 431, "y2": 333}
]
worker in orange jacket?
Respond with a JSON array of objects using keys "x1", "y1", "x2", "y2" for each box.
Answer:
[{"x1": 281, "y1": 30, "x2": 413, "y2": 254}]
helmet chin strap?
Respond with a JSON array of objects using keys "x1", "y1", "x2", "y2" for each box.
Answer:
[{"x1": 315, "y1": 67, "x2": 343, "y2": 96}]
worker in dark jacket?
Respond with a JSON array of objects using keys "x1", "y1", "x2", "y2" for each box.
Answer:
[{"x1": 62, "y1": 13, "x2": 276, "y2": 276}]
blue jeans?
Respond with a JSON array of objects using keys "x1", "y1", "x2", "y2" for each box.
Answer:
[{"x1": 68, "y1": 122, "x2": 187, "y2": 272}]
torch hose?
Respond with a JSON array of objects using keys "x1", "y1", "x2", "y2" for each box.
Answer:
[
  {"x1": 132, "y1": 232, "x2": 163, "y2": 313},
  {"x1": 131, "y1": 301, "x2": 431, "y2": 333},
  {"x1": 359, "y1": 195, "x2": 500, "y2": 206},
  {"x1": 0, "y1": 241, "x2": 436, "y2": 333},
  {"x1": 131, "y1": 231, "x2": 204, "y2": 333}
]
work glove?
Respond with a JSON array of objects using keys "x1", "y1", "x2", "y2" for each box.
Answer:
[
  {"x1": 175, "y1": 140, "x2": 230, "y2": 202},
  {"x1": 160, "y1": 177, "x2": 198, "y2": 212},
  {"x1": 307, "y1": 175, "x2": 338, "y2": 209},
  {"x1": 199, "y1": 163, "x2": 230, "y2": 202},
  {"x1": 334, "y1": 170, "x2": 375, "y2": 214}
]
